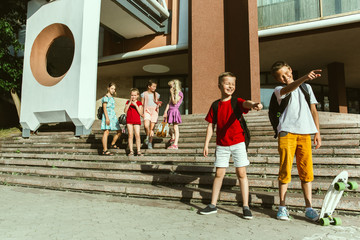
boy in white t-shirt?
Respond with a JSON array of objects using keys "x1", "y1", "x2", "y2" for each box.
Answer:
[{"x1": 271, "y1": 61, "x2": 322, "y2": 221}]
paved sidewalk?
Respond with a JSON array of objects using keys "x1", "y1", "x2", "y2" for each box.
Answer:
[{"x1": 0, "y1": 185, "x2": 359, "y2": 240}]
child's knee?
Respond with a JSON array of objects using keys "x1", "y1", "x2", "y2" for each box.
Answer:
[
  {"x1": 215, "y1": 168, "x2": 226, "y2": 178},
  {"x1": 236, "y1": 167, "x2": 247, "y2": 179}
]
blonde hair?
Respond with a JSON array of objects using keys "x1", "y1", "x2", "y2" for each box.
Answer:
[
  {"x1": 130, "y1": 88, "x2": 140, "y2": 101},
  {"x1": 168, "y1": 79, "x2": 182, "y2": 103}
]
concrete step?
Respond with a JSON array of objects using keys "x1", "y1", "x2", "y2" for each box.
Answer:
[
  {"x1": 0, "y1": 174, "x2": 358, "y2": 211},
  {"x1": 1, "y1": 153, "x2": 360, "y2": 167},
  {"x1": 0, "y1": 157, "x2": 358, "y2": 179},
  {"x1": 1, "y1": 139, "x2": 358, "y2": 150},
  {"x1": 1, "y1": 146, "x2": 360, "y2": 157},
  {"x1": 0, "y1": 165, "x2": 359, "y2": 194}
]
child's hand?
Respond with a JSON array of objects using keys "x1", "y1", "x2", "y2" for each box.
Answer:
[
  {"x1": 163, "y1": 112, "x2": 167, "y2": 118},
  {"x1": 106, "y1": 119, "x2": 110, "y2": 126},
  {"x1": 306, "y1": 69, "x2": 322, "y2": 81},
  {"x1": 252, "y1": 103, "x2": 263, "y2": 111},
  {"x1": 203, "y1": 146, "x2": 209, "y2": 157},
  {"x1": 314, "y1": 132, "x2": 321, "y2": 149},
  {"x1": 157, "y1": 101, "x2": 163, "y2": 107}
]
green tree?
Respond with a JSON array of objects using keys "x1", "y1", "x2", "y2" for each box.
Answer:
[{"x1": 0, "y1": 0, "x2": 27, "y2": 93}]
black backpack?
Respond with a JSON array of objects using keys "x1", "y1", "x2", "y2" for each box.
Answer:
[
  {"x1": 268, "y1": 83, "x2": 310, "y2": 139},
  {"x1": 211, "y1": 98, "x2": 250, "y2": 150},
  {"x1": 97, "y1": 106, "x2": 103, "y2": 120}
]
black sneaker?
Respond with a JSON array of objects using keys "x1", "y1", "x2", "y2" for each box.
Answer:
[
  {"x1": 243, "y1": 207, "x2": 253, "y2": 219},
  {"x1": 199, "y1": 204, "x2": 218, "y2": 215}
]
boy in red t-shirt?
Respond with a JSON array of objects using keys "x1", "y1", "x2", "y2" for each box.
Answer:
[{"x1": 200, "y1": 72, "x2": 263, "y2": 219}]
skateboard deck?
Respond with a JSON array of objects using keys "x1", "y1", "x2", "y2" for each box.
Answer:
[{"x1": 319, "y1": 170, "x2": 358, "y2": 226}]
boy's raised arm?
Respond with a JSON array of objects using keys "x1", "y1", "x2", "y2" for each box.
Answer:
[
  {"x1": 203, "y1": 123, "x2": 214, "y2": 157},
  {"x1": 280, "y1": 70, "x2": 322, "y2": 96},
  {"x1": 243, "y1": 101, "x2": 263, "y2": 111}
]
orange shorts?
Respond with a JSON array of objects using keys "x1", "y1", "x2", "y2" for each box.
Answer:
[{"x1": 278, "y1": 132, "x2": 314, "y2": 184}]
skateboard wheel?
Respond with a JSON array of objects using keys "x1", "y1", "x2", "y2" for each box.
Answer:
[
  {"x1": 348, "y1": 181, "x2": 358, "y2": 190},
  {"x1": 320, "y1": 218, "x2": 330, "y2": 226},
  {"x1": 335, "y1": 182, "x2": 346, "y2": 191},
  {"x1": 333, "y1": 217, "x2": 342, "y2": 226}
]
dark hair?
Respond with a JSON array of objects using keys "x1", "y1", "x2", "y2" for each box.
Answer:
[
  {"x1": 147, "y1": 79, "x2": 157, "y2": 87},
  {"x1": 108, "y1": 82, "x2": 116, "y2": 88},
  {"x1": 107, "y1": 82, "x2": 117, "y2": 96},
  {"x1": 271, "y1": 61, "x2": 291, "y2": 77},
  {"x1": 218, "y1": 72, "x2": 236, "y2": 85}
]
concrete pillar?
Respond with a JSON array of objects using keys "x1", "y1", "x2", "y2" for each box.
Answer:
[
  {"x1": 327, "y1": 62, "x2": 348, "y2": 113},
  {"x1": 188, "y1": 0, "x2": 225, "y2": 114},
  {"x1": 224, "y1": 0, "x2": 261, "y2": 102}
]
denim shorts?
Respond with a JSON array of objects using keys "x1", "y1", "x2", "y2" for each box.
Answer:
[{"x1": 215, "y1": 142, "x2": 249, "y2": 168}]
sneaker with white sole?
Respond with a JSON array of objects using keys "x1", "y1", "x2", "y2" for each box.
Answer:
[
  {"x1": 305, "y1": 208, "x2": 319, "y2": 222},
  {"x1": 277, "y1": 207, "x2": 290, "y2": 221},
  {"x1": 199, "y1": 204, "x2": 217, "y2": 215},
  {"x1": 147, "y1": 143, "x2": 153, "y2": 149},
  {"x1": 243, "y1": 207, "x2": 253, "y2": 220},
  {"x1": 144, "y1": 137, "x2": 149, "y2": 145}
]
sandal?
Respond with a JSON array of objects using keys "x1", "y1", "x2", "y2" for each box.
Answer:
[
  {"x1": 137, "y1": 152, "x2": 144, "y2": 156},
  {"x1": 110, "y1": 144, "x2": 120, "y2": 149},
  {"x1": 168, "y1": 144, "x2": 178, "y2": 150},
  {"x1": 102, "y1": 150, "x2": 113, "y2": 156},
  {"x1": 128, "y1": 151, "x2": 134, "y2": 156}
]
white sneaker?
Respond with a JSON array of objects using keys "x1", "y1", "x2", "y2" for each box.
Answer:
[
  {"x1": 277, "y1": 208, "x2": 290, "y2": 221},
  {"x1": 144, "y1": 136, "x2": 149, "y2": 145},
  {"x1": 148, "y1": 143, "x2": 153, "y2": 149}
]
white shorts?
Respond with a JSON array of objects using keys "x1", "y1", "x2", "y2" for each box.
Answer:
[{"x1": 215, "y1": 142, "x2": 249, "y2": 168}]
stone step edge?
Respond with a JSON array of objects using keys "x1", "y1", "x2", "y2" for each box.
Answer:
[
  {"x1": 1, "y1": 154, "x2": 360, "y2": 166},
  {"x1": 0, "y1": 160, "x2": 359, "y2": 178},
  {"x1": 1, "y1": 139, "x2": 358, "y2": 148},
  {"x1": 0, "y1": 174, "x2": 358, "y2": 211},
  {"x1": 1, "y1": 147, "x2": 360, "y2": 156},
  {"x1": 0, "y1": 165, "x2": 359, "y2": 193}
]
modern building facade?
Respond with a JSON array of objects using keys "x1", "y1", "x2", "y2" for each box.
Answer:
[{"x1": 19, "y1": 0, "x2": 360, "y2": 136}]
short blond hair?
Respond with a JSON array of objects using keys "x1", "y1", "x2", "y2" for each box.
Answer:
[{"x1": 218, "y1": 72, "x2": 236, "y2": 85}]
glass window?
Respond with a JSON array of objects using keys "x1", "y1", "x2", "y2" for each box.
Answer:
[
  {"x1": 323, "y1": 0, "x2": 360, "y2": 17},
  {"x1": 258, "y1": 0, "x2": 320, "y2": 28},
  {"x1": 260, "y1": 87, "x2": 275, "y2": 109}
]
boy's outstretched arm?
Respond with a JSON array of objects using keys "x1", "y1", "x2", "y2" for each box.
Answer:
[
  {"x1": 243, "y1": 101, "x2": 263, "y2": 111},
  {"x1": 311, "y1": 104, "x2": 322, "y2": 149},
  {"x1": 280, "y1": 69, "x2": 322, "y2": 96},
  {"x1": 203, "y1": 123, "x2": 214, "y2": 157}
]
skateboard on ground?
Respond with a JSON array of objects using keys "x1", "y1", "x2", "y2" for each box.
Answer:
[{"x1": 319, "y1": 170, "x2": 358, "y2": 226}]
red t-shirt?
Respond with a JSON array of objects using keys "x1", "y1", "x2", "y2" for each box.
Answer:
[
  {"x1": 205, "y1": 98, "x2": 249, "y2": 146},
  {"x1": 126, "y1": 100, "x2": 142, "y2": 125}
]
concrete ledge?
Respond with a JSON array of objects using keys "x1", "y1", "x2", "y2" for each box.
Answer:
[{"x1": 0, "y1": 174, "x2": 358, "y2": 211}]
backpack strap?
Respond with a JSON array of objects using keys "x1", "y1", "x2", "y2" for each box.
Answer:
[
  {"x1": 231, "y1": 97, "x2": 243, "y2": 120},
  {"x1": 278, "y1": 92, "x2": 291, "y2": 117},
  {"x1": 211, "y1": 99, "x2": 221, "y2": 125},
  {"x1": 299, "y1": 83, "x2": 311, "y2": 109}
]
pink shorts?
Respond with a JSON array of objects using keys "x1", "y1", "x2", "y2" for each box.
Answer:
[{"x1": 144, "y1": 107, "x2": 158, "y2": 123}]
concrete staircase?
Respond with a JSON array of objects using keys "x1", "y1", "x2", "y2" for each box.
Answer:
[{"x1": 0, "y1": 111, "x2": 359, "y2": 212}]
